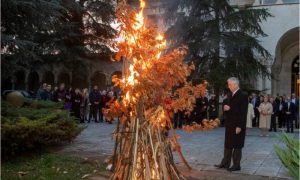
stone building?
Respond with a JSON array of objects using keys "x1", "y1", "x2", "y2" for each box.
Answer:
[
  {"x1": 134, "y1": 0, "x2": 300, "y2": 96},
  {"x1": 246, "y1": 0, "x2": 300, "y2": 96},
  {"x1": 2, "y1": 0, "x2": 299, "y2": 96},
  {"x1": 1, "y1": 59, "x2": 122, "y2": 93}
]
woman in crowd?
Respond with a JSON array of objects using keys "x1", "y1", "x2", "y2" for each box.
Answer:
[
  {"x1": 246, "y1": 96, "x2": 255, "y2": 134},
  {"x1": 73, "y1": 88, "x2": 83, "y2": 122},
  {"x1": 257, "y1": 96, "x2": 273, "y2": 137},
  {"x1": 81, "y1": 88, "x2": 90, "y2": 122},
  {"x1": 100, "y1": 90, "x2": 108, "y2": 122},
  {"x1": 64, "y1": 87, "x2": 73, "y2": 111}
]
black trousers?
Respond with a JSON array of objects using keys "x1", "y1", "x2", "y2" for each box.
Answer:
[
  {"x1": 98, "y1": 106, "x2": 104, "y2": 122},
  {"x1": 270, "y1": 115, "x2": 277, "y2": 131},
  {"x1": 253, "y1": 108, "x2": 260, "y2": 127},
  {"x1": 73, "y1": 105, "x2": 82, "y2": 122},
  {"x1": 174, "y1": 112, "x2": 183, "y2": 129},
  {"x1": 89, "y1": 104, "x2": 99, "y2": 122},
  {"x1": 221, "y1": 148, "x2": 242, "y2": 168},
  {"x1": 278, "y1": 111, "x2": 285, "y2": 128},
  {"x1": 286, "y1": 115, "x2": 294, "y2": 133}
]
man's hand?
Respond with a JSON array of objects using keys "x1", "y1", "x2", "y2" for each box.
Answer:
[
  {"x1": 224, "y1": 105, "x2": 230, "y2": 111},
  {"x1": 236, "y1": 127, "x2": 241, "y2": 134}
]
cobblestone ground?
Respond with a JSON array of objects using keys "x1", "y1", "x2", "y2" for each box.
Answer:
[{"x1": 58, "y1": 122, "x2": 298, "y2": 179}]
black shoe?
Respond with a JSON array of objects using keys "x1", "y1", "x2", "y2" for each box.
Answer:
[
  {"x1": 227, "y1": 166, "x2": 241, "y2": 171},
  {"x1": 214, "y1": 164, "x2": 229, "y2": 169},
  {"x1": 268, "y1": 129, "x2": 272, "y2": 132}
]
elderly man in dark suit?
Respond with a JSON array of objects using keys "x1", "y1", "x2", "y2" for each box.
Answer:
[{"x1": 215, "y1": 77, "x2": 248, "y2": 171}]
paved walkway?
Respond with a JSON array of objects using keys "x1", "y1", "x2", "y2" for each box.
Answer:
[{"x1": 58, "y1": 122, "x2": 298, "y2": 179}]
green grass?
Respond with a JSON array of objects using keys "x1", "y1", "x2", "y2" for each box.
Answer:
[{"x1": 1, "y1": 153, "x2": 108, "y2": 180}]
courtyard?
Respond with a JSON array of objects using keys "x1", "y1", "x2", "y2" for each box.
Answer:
[{"x1": 57, "y1": 122, "x2": 298, "y2": 179}]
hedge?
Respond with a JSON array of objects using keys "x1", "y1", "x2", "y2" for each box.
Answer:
[{"x1": 1, "y1": 100, "x2": 83, "y2": 156}]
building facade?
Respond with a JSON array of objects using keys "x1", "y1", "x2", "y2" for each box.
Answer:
[
  {"x1": 141, "y1": 0, "x2": 300, "y2": 96},
  {"x1": 245, "y1": 0, "x2": 300, "y2": 96},
  {"x1": 2, "y1": 0, "x2": 299, "y2": 96},
  {"x1": 2, "y1": 59, "x2": 122, "y2": 93}
]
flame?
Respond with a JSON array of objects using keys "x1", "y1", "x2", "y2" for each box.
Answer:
[
  {"x1": 140, "y1": 0, "x2": 145, "y2": 8},
  {"x1": 133, "y1": 0, "x2": 145, "y2": 30},
  {"x1": 155, "y1": 34, "x2": 166, "y2": 59},
  {"x1": 120, "y1": 0, "x2": 168, "y2": 127}
]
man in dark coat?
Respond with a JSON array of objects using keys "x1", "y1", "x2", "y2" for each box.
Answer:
[
  {"x1": 215, "y1": 77, "x2": 248, "y2": 171},
  {"x1": 88, "y1": 85, "x2": 101, "y2": 123},
  {"x1": 193, "y1": 96, "x2": 208, "y2": 124},
  {"x1": 283, "y1": 95, "x2": 296, "y2": 133},
  {"x1": 41, "y1": 84, "x2": 53, "y2": 101}
]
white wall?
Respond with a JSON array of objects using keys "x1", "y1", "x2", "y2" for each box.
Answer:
[{"x1": 254, "y1": 3, "x2": 299, "y2": 57}]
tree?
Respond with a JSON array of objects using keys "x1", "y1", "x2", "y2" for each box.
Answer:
[
  {"x1": 1, "y1": 0, "x2": 65, "y2": 78},
  {"x1": 54, "y1": 0, "x2": 116, "y2": 74},
  {"x1": 104, "y1": 1, "x2": 220, "y2": 179},
  {"x1": 1, "y1": 0, "x2": 116, "y2": 80},
  {"x1": 164, "y1": 0, "x2": 272, "y2": 96}
]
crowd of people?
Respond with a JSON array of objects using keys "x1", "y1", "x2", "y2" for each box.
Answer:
[
  {"x1": 36, "y1": 83, "x2": 119, "y2": 123},
  {"x1": 172, "y1": 94, "x2": 218, "y2": 129},
  {"x1": 36, "y1": 82, "x2": 299, "y2": 134},
  {"x1": 172, "y1": 91, "x2": 299, "y2": 136},
  {"x1": 246, "y1": 93, "x2": 299, "y2": 136}
]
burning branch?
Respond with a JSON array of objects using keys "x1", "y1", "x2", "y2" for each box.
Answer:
[{"x1": 104, "y1": 0, "x2": 220, "y2": 179}]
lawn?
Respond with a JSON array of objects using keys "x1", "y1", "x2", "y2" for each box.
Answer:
[{"x1": 1, "y1": 153, "x2": 108, "y2": 180}]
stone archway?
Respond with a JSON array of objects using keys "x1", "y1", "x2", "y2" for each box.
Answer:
[
  {"x1": 72, "y1": 72, "x2": 88, "y2": 89},
  {"x1": 1, "y1": 77, "x2": 13, "y2": 91},
  {"x1": 58, "y1": 72, "x2": 70, "y2": 87},
  {"x1": 91, "y1": 71, "x2": 107, "y2": 90},
  {"x1": 272, "y1": 27, "x2": 299, "y2": 96},
  {"x1": 15, "y1": 70, "x2": 26, "y2": 90},
  {"x1": 28, "y1": 71, "x2": 40, "y2": 93},
  {"x1": 111, "y1": 71, "x2": 123, "y2": 92},
  {"x1": 43, "y1": 71, "x2": 55, "y2": 85},
  {"x1": 111, "y1": 71, "x2": 122, "y2": 84}
]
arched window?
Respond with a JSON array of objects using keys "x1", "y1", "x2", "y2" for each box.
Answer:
[
  {"x1": 43, "y1": 71, "x2": 55, "y2": 85},
  {"x1": 15, "y1": 70, "x2": 26, "y2": 90},
  {"x1": 292, "y1": 56, "x2": 299, "y2": 95},
  {"x1": 72, "y1": 73, "x2": 88, "y2": 89},
  {"x1": 58, "y1": 72, "x2": 70, "y2": 87},
  {"x1": 28, "y1": 71, "x2": 40, "y2": 93},
  {"x1": 91, "y1": 72, "x2": 107, "y2": 90}
]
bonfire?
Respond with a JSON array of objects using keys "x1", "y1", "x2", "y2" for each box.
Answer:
[{"x1": 104, "y1": 0, "x2": 220, "y2": 179}]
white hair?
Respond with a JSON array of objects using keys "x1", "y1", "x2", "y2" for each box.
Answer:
[{"x1": 227, "y1": 77, "x2": 240, "y2": 86}]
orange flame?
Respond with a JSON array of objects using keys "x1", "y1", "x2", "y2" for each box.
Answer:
[
  {"x1": 133, "y1": 0, "x2": 145, "y2": 30},
  {"x1": 120, "y1": 0, "x2": 168, "y2": 127}
]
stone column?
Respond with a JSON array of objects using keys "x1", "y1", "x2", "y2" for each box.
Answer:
[
  {"x1": 11, "y1": 76, "x2": 16, "y2": 90},
  {"x1": 265, "y1": 67, "x2": 272, "y2": 95},
  {"x1": 24, "y1": 71, "x2": 29, "y2": 91}
]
